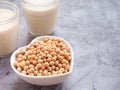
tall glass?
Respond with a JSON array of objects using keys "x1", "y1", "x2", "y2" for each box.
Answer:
[
  {"x1": 21, "y1": 0, "x2": 59, "y2": 36},
  {"x1": 0, "y1": 1, "x2": 19, "y2": 57}
]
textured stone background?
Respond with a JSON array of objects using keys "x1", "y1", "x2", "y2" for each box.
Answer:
[{"x1": 0, "y1": 0, "x2": 120, "y2": 90}]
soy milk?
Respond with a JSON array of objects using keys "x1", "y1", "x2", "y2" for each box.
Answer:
[
  {"x1": 21, "y1": 0, "x2": 59, "y2": 35},
  {"x1": 0, "y1": 9, "x2": 18, "y2": 56}
]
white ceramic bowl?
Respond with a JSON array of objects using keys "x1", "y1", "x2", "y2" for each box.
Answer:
[{"x1": 10, "y1": 36, "x2": 74, "y2": 86}]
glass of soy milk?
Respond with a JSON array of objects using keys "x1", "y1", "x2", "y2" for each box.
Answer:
[
  {"x1": 0, "y1": 1, "x2": 19, "y2": 57},
  {"x1": 21, "y1": 0, "x2": 59, "y2": 36}
]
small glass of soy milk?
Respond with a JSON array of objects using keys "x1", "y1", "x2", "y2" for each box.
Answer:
[
  {"x1": 0, "y1": 1, "x2": 19, "y2": 57},
  {"x1": 21, "y1": 0, "x2": 59, "y2": 36}
]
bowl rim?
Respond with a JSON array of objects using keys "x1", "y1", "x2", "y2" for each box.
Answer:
[{"x1": 10, "y1": 35, "x2": 74, "y2": 78}]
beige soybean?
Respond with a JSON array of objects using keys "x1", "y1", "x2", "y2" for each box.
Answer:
[{"x1": 14, "y1": 37, "x2": 71, "y2": 76}]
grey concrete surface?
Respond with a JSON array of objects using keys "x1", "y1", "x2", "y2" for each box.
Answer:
[{"x1": 0, "y1": 0, "x2": 120, "y2": 90}]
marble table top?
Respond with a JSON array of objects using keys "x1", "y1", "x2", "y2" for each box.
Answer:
[{"x1": 0, "y1": 0, "x2": 120, "y2": 90}]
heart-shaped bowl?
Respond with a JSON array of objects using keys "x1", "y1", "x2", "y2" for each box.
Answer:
[{"x1": 10, "y1": 36, "x2": 74, "y2": 86}]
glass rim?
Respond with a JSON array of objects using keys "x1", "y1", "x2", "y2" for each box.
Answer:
[
  {"x1": 0, "y1": 1, "x2": 18, "y2": 25},
  {"x1": 21, "y1": 0, "x2": 59, "y2": 7}
]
